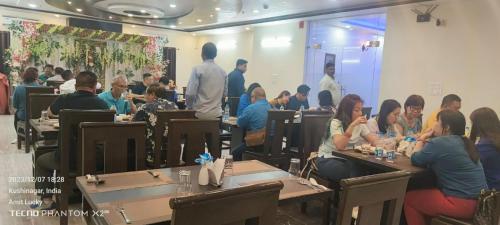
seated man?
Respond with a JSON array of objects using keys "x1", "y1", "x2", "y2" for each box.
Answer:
[
  {"x1": 34, "y1": 71, "x2": 109, "y2": 211},
  {"x1": 159, "y1": 76, "x2": 178, "y2": 103},
  {"x1": 46, "y1": 67, "x2": 64, "y2": 82},
  {"x1": 131, "y1": 73, "x2": 155, "y2": 104},
  {"x1": 133, "y1": 83, "x2": 178, "y2": 164},
  {"x1": 232, "y1": 87, "x2": 271, "y2": 161},
  {"x1": 287, "y1": 84, "x2": 310, "y2": 111},
  {"x1": 422, "y1": 94, "x2": 461, "y2": 132},
  {"x1": 98, "y1": 75, "x2": 137, "y2": 115}
]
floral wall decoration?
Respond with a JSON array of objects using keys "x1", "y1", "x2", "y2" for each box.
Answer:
[{"x1": 5, "y1": 20, "x2": 169, "y2": 86}]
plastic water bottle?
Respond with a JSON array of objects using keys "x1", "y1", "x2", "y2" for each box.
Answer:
[
  {"x1": 299, "y1": 105, "x2": 305, "y2": 112},
  {"x1": 279, "y1": 105, "x2": 285, "y2": 111},
  {"x1": 223, "y1": 104, "x2": 230, "y2": 122}
]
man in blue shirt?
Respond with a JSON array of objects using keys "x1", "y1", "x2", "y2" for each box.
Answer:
[
  {"x1": 287, "y1": 84, "x2": 310, "y2": 111},
  {"x1": 98, "y1": 75, "x2": 136, "y2": 114},
  {"x1": 228, "y1": 59, "x2": 248, "y2": 116},
  {"x1": 232, "y1": 87, "x2": 271, "y2": 160}
]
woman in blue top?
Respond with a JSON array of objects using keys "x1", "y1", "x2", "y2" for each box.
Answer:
[
  {"x1": 404, "y1": 110, "x2": 487, "y2": 225},
  {"x1": 236, "y1": 83, "x2": 261, "y2": 116},
  {"x1": 470, "y1": 107, "x2": 500, "y2": 190},
  {"x1": 13, "y1": 67, "x2": 39, "y2": 128}
]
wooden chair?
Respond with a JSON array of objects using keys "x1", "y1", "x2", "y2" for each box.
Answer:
[
  {"x1": 289, "y1": 114, "x2": 332, "y2": 168},
  {"x1": 166, "y1": 119, "x2": 221, "y2": 167},
  {"x1": 170, "y1": 181, "x2": 284, "y2": 225},
  {"x1": 57, "y1": 109, "x2": 114, "y2": 225},
  {"x1": 153, "y1": 110, "x2": 197, "y2": 168},
  {"x1": 46, "y1": 80, "x2": 64, "y2": 88},
  {"x1": 336, "y1": 171, "x2": 411, "y2": 225},
  {"x1": 29, "y1": 94, "x2": 59, "y2": 179},
  {"x1": 243, "y1": 110, "x2": 296, "y2": 170},
  {"x1": 431, "y1": 191, "x2": 500, "y2": 225},
  {"x1": 18, "y1": 86, "x2": 54, "y2": 152}
]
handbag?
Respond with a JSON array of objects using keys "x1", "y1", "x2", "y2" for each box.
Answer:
[
  {"x1": 244, "y1": 129, "x2": 266, "y2": 147},
  {"x1": 473, "y1": 189, "x2": 499, "y2": 225}
]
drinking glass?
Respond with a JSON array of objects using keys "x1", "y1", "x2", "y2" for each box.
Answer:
[
  {"x1": 222, "y1": 154, "x2": 234, "y2": 175},
  {"x1": 386, "y1": 150, "x2": 396, "y2": 163},
  {"x1": 177, "y1": 170, "x2": 192, "y2": 195},
  {"x1": 41, "y1": 110, "x2": 49, "y2": 122},
  {"x1": 288, "y1": 158, "x2": 301, "y2": 178}
]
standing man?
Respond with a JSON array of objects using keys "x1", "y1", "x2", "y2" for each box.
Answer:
[
  {"x1": 98, "y1": 75, "x2": 137, "y2": 115},
  {"x1": 227, "y1": 59, "x2": 248, "y2": 116},
  {"x1": 186, "y1": 42, "x2": 228, "y2": 119},
  {"x1": 319, "y1": 62, "x2": 341, "y2": 107}
]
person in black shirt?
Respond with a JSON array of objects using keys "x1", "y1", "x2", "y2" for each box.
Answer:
[
  {"x1": 227, "y1": 59, "x2": 248, "y2": 116},
  {"x1": 130, "y1": 73, "x2": 155, "y2": 104},
  {"x1": 35, "y1": 71, "x2": 109, "y2": 211},
  {"x1": 287, "y1": 84, "x2": 310, "y2": 111}
]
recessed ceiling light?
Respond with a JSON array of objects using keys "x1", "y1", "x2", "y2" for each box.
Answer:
[
  {"x1": 345, "y1": 25, "x2": 351, "y2": 29},
  {"x1": 170, "y1": 25, "x2": 177, "y2": 28},
  {"x1": 109, "y1": 16, "x2": 113, "y2": 19},
  {"x1": 192, "y1": 33, "x2": 197, "y2": 36},
  {"x1": 76, "y1": 8, "x2": 83, "y2": 12},
  {"x1": 28, "y1": 3, "x2": 37, "y2": 8},
  {"x1": 146, "y1": 20, "x2": 151, "y2": 24},
  {"x1": 67, "y1": 1, "x2": 72, "y2": 5},
  {"x1": 178, "y1": 21, "x2": 183, "y2": 25},
  {"x1": 128, "y1": 14, "x2": 133, "y2": 17},
  {"x1": 245, "y1": 27, "x2": 251, "y2": 30},
  {"x1": 153, "y1": 15, "x2": 159, "y2": 18},
  {"x1": 54, "y1": 14, "x2": 60, "y2": 18},
  {"x1": 131, "y1": 25, "x2": 136, "y2": 28},
  {"x1": 209, "y1": 14, "x2": 214, "y2": 18},
  {"x1": 215, "y1": 7, "x2": 221, "y2": 11},
  {"x1": 170, "y1": 4, "x2": 176, "y2": 8},
  {"x1": 140, "y1": 9, "x2": 146, "y2": 13},
  {"x1": 253, "y1": 9, "x2": 259, "y2": 13},
  {"x1": 196, "y1": 19, "x2": 202, "y2": 23}
]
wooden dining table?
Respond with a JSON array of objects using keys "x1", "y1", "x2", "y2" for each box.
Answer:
[
  {"x1": 29, "y1": 118, "x2": 59, "y2": 140},
  {"x1": 77, "y1": 160, "x2": 333, "y2": 225}
]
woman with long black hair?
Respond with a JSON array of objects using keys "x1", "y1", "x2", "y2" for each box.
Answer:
[
  {"x1": 316, "y1": 94, "x2": 377, "y2": 182},
  {"x1": 470, "y1": 107, "x2": 500, "y2": 189},
  {"x1": 404, "y1": 110, "x2": 487, "y2": 225}
]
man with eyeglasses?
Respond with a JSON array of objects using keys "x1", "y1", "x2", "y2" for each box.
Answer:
[
  {"x1": 287, "y1": 84, "x2": 311, "y2": 111},
  {"x1": 98, "y1": 75, "x2": 137, "y2": 115}
]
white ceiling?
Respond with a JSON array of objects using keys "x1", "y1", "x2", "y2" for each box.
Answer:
[{"x1": 0, "y1": 0, "x2": 432, "y2": 31}]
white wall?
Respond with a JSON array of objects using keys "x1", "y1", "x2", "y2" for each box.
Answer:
[
  {"x1": 197, "y1": 21, "x2": 308, "y2": 99},
  {"x1": 380, "y1": 0, "x2": 500, "y2": 123}
]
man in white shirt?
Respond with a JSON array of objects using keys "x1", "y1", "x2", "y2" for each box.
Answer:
[
  {"x1": 46, "y1": 67, "x2": 65, "y2": 82},
  {"x1": 186, "y1": 42, "x2": 228, "y2": 119},
  {"x1": 319, "y1": 62, "x2": 342, "y2": 107}
]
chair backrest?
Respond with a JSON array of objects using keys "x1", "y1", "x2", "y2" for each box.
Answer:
[
  {"x1": 58, "y1": 110, "x2": 115, "y2": 174},
  {"x1": 228, "y1": 96, "x2": 240, "y2": 117},
  {"x1": 46, "y1": 80, "x2": 65, "y2": 88},
  {"x1": 336, "y1": 171, "x2": 411, "y2": 225},
  {"x1": 79, "y1": 122, "x2": 146, "y2": 174},
  {"x1": 25, "y1": 86, "x2": 54, "y2": 120},
  {"x1": 263, "y1": 110, "x2": 296, "y2": 156},
  {"x1": 28, "y1": 94, "x2": 58, "y2": 120},
  {"x1": 362, "y1": 107, "x2": 372, "y2": 119},
  {"x1": 166, "y1": 119, "x2": 220, "y2": 167},
  {"x1": 153, "y1": 110, "x2": 197, "y2": 168},
  {"x1": 298, "y1": 114, "x2": 332, "y2": 159},
  {"x1": 170, "y1": 181, "x2": 284, "y2": 225}
]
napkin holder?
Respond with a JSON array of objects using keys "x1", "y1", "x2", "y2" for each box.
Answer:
[{"x1": 208, "y1": 158, "x2": 225, "y2": 187}]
